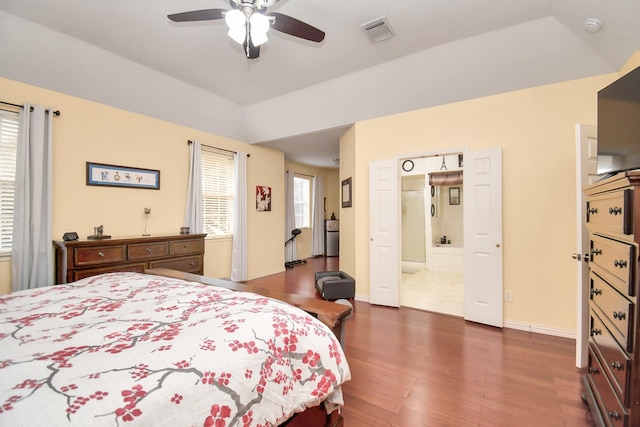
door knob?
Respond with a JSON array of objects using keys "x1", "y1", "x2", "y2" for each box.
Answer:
[{"x1": 572, "y1": 253, "x2": 582, "y2": 261}]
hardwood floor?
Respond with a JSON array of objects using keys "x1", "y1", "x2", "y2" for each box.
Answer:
[{"x1": 245, "y1": 257, "x2": 594, "y2": 426}]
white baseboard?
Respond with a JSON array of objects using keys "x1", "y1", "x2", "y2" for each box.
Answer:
[
  {"x1": 353, "y1": 298, "x2": 576, "y2": 340},
  {"x1": 503, "y1": 320, "x2": 576, "y2": 339}
]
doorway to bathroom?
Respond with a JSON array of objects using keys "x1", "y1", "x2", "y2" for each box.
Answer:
[{"x1": 400, "y1": 153, "x2": 464, "y2": 316}]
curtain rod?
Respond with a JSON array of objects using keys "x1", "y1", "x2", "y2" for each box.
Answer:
[
  {"x1": 0, "y1": 100, "x2": 61, "y2": 116},
  {"x1": 287, "y1": 171, "x2": 314, "y2": 178},
  {"x1": 187, "y1": 140, "x2": 249, "y2": 157}
]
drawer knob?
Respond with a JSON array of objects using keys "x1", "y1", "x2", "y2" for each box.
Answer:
[
  {"x1": 591, "y1": 328, "x2": 602, "y2": 336},
  {"x1": 613, "y1": 311, "x2": 626, "y2": 321},
  {"x1": 608, "y1": 411, "x2": 621, "y2": 421},
  {"x1": 587, "y1": 207, "x2": 598, "y2": 214},
  {"x1": 98, "y1": 251, "x2": 104, "y2": 257},
  {"x1": 609, "y1": 206, "x2": 622, "y2": 215},
  {"x1": 613, "y1": 259, "x2": 627, "y2": 268},
  {"x1": 146, "y1": 247, "x2": 152, "y2": 253},
  {"x1": 183, "y1": 244, "x2": 189, "y2": 248},
  {"x1": 611, "y1": 361, "x2": 624, "y2": 371},
  {"x1": 189, "y1": 262, "x2": 195, "y2": 266},
  {"x1": 588, "y1": 366, "x2": 599, "y2": 374}
]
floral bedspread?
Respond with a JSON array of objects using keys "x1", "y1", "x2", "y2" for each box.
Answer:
[{"x1": 0, "y1": 272, "x2": 350, "y2": 426}]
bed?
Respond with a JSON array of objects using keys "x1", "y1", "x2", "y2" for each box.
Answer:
[{"x1": 0, "y1": 270, "x2": 351, "y2": 426}]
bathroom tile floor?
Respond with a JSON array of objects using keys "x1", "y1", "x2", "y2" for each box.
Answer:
[{"x1": 400, "y1": 265, "x2": 464, "y2": 317}]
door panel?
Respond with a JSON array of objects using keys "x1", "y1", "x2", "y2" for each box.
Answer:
[
  {"x1": 575, "y1": 123, "x2": 598, "y2": 368},
  {"x1": 463, "y1": 147, "x2": 503, "y2": 327},
  {"x1": 369, "y1": 159, "x2": 400, "y2": 307}
]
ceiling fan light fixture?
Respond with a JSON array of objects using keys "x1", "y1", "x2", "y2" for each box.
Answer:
[
  {"x1": 249, "y1": 13, "x2": 270, "y2": 46},
  {"x1": 228, "y1": 27, "x2": 246, "y2": 44},
  {"x1": 225, "y1": 9, "x2": 245, "y2": 29}
]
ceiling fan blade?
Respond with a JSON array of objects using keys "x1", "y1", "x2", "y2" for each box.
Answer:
[
  {"x1": 268, "y1": 12, "x2": 325, "y2": 43},
  {"x1": 167, "y1": 9, "x2": 226, "y2": 22},
  {"x1": 243, "y1": 37, "x2": 261, "y2": 59}
]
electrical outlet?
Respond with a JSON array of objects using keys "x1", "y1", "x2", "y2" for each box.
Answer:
[{"x1": 504, "y1": 290, "x2": 513, "y2": 302}]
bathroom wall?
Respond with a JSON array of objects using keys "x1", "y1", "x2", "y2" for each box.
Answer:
[{"x1": 400, "y1": 154, "x2": 463, "y2": 270}]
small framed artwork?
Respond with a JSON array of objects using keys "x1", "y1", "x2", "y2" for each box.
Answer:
[
  {"x1": 342, "y1": 177, "x2": 352, "y2": 208},
  {"x1": 449, "y1": 187, "x2": 460, "y2": 205},
  {"x1": 256, "y1": 186, "x2": 271, "y2": 211},
  {"x1": 86, "y1": 162, "x2": 160, "y2": 189}
]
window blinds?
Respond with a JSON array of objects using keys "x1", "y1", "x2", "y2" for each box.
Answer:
[
  {"x1": 0, "y1": 109, "x2": 18, "y2": 253},
  {"x1": 201, "y1": 146, "x2": 234, "y2": 236}
]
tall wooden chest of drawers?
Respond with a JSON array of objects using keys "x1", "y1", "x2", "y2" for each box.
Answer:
[
  {"x1": 583, "y1": 171, "x2": 640, "y2": 427},
  {"x1": 54, "y1": 234, "x2": 206, "y2": 284}
]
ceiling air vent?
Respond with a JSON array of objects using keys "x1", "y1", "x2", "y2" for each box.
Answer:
[{"x1": 361, "y1": 16, "x2": 395, "y2": 43}]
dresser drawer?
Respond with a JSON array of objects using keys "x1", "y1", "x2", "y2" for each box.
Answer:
[
  {"x1": 73, "y1": 263, "x2": 147, "y2": 281},
  {"x1": 588, "y1": 346, "x2": 628, "y2": 427},
  {"x1": 74, "y1": 245, "x2": 126, "y2": 266},
  {"x1": 128, "y1": 241, "x2": 169, "y2": 260},
  {"x1": 591, "y1": 272, "x2": 635, "y2": 352},
  {"x1": 149, "y1": 256, "x2": 202, "y2": 273},
  {"x1": 590, "y1": 310, "x2": 632, "y2": 404},
  {"x1": 587, "y1": 189, "x2": 632, "y2": 235},
  {"x1": 590, "y1": 235, "x2": 635, "y2": 294},
  {"x1": 169, "y1": 238, "x2": 204, "y2": 256}
]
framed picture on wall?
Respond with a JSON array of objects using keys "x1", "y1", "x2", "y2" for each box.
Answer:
[
  {"x1": 256, "y1": 186, "x2": 271, "y2": 211},
  {"x1": 342, "y1": 177, "x2": 352, "y2": 208},
  {"x1": 449, "y1": 187, "x2": 460, "y2": 205}
]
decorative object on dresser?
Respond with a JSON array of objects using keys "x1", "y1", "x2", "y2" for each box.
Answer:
[
  {"x1": 142, "y1": 207, "x2": 151, "y2": 236},
  {"x1": 53, "y1": 233, "x2": 206, "y2": 284},
  {"x1": 87, "y1": 224, "x2": 110, "y2": 240},
  {"x1": 582, "y1": 171, "x2": 640, "y2": 427}
]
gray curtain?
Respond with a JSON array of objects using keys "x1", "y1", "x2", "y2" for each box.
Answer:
[
  {"x1": 183, "y1": 140, "x2": 202, "y2": 234},
  {"x1": 285, "y1": 171, "x2": 296, "y2": 263},
  {"x1": 11, "y1": 104, "x2": 54, "y2": 291},
  {"x1": 311, "y1": 175, "x2": 325, "y2": 256},
  {"x1": 230, "y1": 151, "x2": 247, "y2": 282}
]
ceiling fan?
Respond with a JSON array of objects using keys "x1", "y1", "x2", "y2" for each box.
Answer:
[{"x1": 168, "y1": 0, "x2": 325, "y2": 59}]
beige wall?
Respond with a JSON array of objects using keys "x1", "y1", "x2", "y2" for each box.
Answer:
[
  {"x1": 0, "y1": 77, "x2": 286, "y2": 294},
  {"x1": 340, "y1": 73, "x2": 623, "y2": 333},
  {"x1": 284, "y1": 160, "x2": 339, "y2": 260}
]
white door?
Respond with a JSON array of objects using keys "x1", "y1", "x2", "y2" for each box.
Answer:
[
  {"x1": 575, "y1": 124, "x2": 598, "y2": 368},
  {"x1": 463, "y1": 147, "x2": 503, "y2": 327},
  {"x1": 369, "y1": 159, "x2": 400, "y2": 307}
]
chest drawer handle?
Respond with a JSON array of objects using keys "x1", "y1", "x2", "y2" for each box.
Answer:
[
  {"x1": 613, "y1": 311, "x2": 626, "y2": 320},
  {"x1": 183, "y1": 244, "x2": 189, "y2": 248},
  {"x1": 146, "y1": 247, "x2": 152, "y2": 253},
  {"x1": 608, "y1": 411, "x2": 621, "y2": 421},
  {"x1": 592, "y1": 249, "x2": 602, "y2": 256},
  {"x1": 609, "y1": 206, "x2": 622, "y2": 215},
  {"x1": 189, "y1": 262, "x2": 195, "y2": 266},
  {"x1": 613, "y1": 259, "x2": 627, "y2": 268},
  {"x1": 587, "y1": 207, "x2": 598, "y2": 214},
  {"x1": 588, "y1": 366, "x2": 599, "y2": 375},
  {"x1": 611, "y1": 361, "x2": 624, "y2": 371},
  {"x1": 98, "y1": 251, "x2": 104, "y2": 257},
  {"x1": 591, "y1": 328, "x2": 602, "y2": 336},
  {"x1": 591, "y1": 288, "x2": 602, "y2": 297}
]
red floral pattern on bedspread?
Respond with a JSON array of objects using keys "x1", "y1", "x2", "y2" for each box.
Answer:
[{"x1": 0, "y1": 273, "x2": 350, "y2": 426}]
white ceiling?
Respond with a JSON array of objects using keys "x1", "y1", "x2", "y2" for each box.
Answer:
[{"x1": 0, "y1": 0, "x2": 639, "y2": 168}]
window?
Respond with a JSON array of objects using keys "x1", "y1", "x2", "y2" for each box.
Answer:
[
  {"x1": 293, "y1": 175, "x2": 311, "y2": 228},
  {"x1": 0, "y1": 109, "x2": 18, "y2": 254},
  {"x1": 201, "y1": 146, "x2": 234, "y2": 237}
]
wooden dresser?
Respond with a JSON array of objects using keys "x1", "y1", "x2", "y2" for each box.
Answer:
[
  {"x1": 583, "y1": 171, "x2": 640, "y2": 427},
  {"x1": 54, "y1": 234, "x2": 206, "y2": 284}
]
